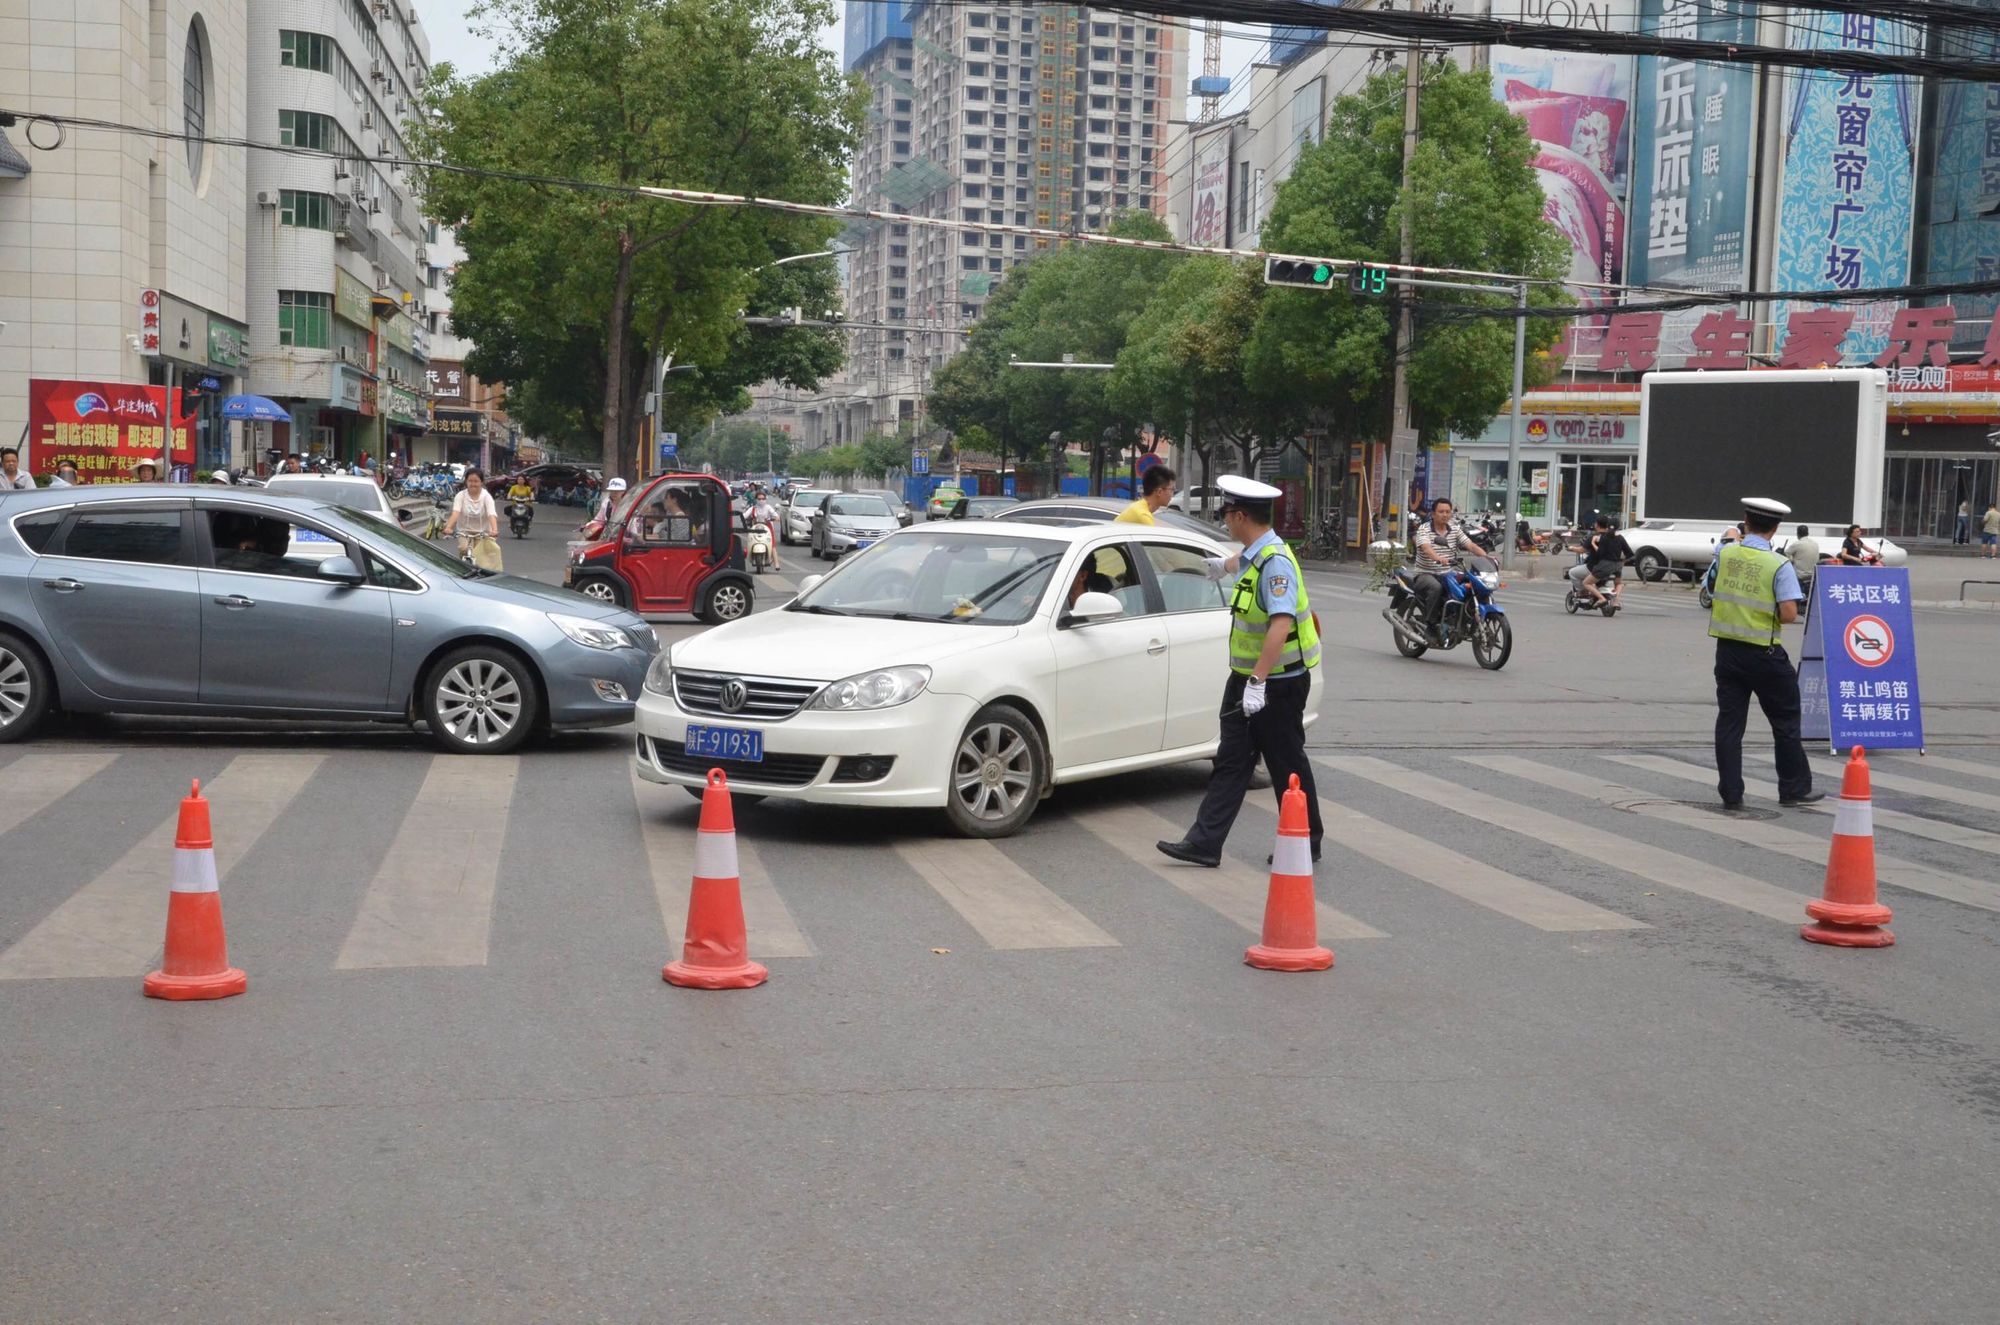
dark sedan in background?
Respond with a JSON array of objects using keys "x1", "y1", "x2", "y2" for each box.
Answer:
[{"x1": 0, "y1": 486, "x2": 656, "y2": 753}]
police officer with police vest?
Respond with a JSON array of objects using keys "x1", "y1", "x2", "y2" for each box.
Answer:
[
  {"x1": 1158, "y1": 476, "x2": 1325, "y2": 867},
  {"x1": 1710, "y1": 496, "x2": 1822, "y2": 810}
]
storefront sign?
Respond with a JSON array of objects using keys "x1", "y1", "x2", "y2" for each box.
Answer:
[
  {"x1": 1524, "y1": 415, "x2": 1633, "y2": 445},
  {"x1": 426, "y1": 360, "x2": 467, "y2": 404},
  {"x1": 1772, "y1": 13, "x2": 1922, "y2": 363},
  {"x1": 383, "y1": 383, "x2": 422, "y2": 428},
  {"x1": 1578, "y1": 304, "x2": 2000, "y2": 374},
  {"x1": 207, "y1": 317, "x2": 248, "y2": 370},
  {"x1": 331, "y1": 364, "x2": 377, "y2": 417},
  {"x1": 137, "y1": 288, "x2": 161, "y2": 355},
  {"x1": 1189, "y1": 129, "x2": 1231, "y2": 248},
  {"x1": 335, "y1": 269, "x2": 374, "y2": 329},
  {"x1": 378, "y1": 308, "x2": 413, "y2": 353},
  {"x1": 431, "y1": 408, "x2": 483, "y2": 438},
  {"x1": 1800, "y1": 567, "x2": 1923, "y2": 751},
  {"x1": 26, "y1": 379, "x2": 195, "y2": 479}
]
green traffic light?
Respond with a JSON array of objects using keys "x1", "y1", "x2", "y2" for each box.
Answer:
[{"x1": 1312, "y1": 263, "x2": 1332, "y2": 284}]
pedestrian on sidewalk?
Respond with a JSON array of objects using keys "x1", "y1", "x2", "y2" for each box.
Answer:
[
  {"x1": 1157, "y1": 475, "x2": 1324, "y2": 868},
  {"x1": 1709, "y1": 497, "x2": 1820, "y2": 811},
  {"x1": 1956, "y1": 499, "x2": 1972, "y2": 545},
  {"x1": 1983, "y1": 502, "x2": 1999, "y2": 559}
]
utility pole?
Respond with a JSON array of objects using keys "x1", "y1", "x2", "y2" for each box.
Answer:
[{"x1": 1389, "y1": 0, "x2": 1424, "y2": 527}]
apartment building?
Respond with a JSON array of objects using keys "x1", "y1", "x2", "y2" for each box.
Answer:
[
  {"x1": 243, "y1": 0, "x2": 432, "y2": 465},
  {"x1": 839, "y1": 2, "x2": 1181, "y2": 437}
]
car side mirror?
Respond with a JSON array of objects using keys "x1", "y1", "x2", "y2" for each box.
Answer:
[
  {"x1": 1062, "y1": 590, "x2": 1124, "y2": 626},
  {"x1": 798, "y1": 574, "x2": 824, "y2": 594},
  {"x1": 316, "y1": 555, "x2": 365, "y2": 586}
]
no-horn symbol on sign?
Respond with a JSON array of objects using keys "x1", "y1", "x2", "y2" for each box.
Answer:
[{"x1": 1844, "y1": 614, "x2": 1895, "y2": 668}]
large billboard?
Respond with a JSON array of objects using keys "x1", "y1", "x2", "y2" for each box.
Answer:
[
  {"x1": 1189, "y1": 130, "x2": 1231, "y2": 248},
  {"x1": 1491, "y1": 3, "x2": 1636, "y2": 329},
  {"x1": 26, "y1": 380, "x2": 196, "y2": 482},
  {"x1": 1773, "y1": 12, "x2": 1923, "y2": 363}
]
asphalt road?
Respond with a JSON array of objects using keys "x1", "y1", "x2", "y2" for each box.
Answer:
[{"x1": 3, "y1": 514, "x2": 1998, "y2": 1322}]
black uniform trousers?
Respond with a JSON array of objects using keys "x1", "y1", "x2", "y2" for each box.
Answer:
[
  {"x1": 1187, "y1": 671, "x2": 1324, "y2": 854},
  {"x1": 1714, "y1": 639, "x2": 1814, "y2": 805}
]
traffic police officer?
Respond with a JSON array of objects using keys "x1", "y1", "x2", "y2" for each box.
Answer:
[
  {"x1": 1158, "y1": 475, "x2": 1325, "y2": 866},
  {"x1": 1710, "y1": 496, "x2": 1822, "y2": 810}
]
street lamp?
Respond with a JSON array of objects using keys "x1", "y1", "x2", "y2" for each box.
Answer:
[{"x1": 750, "y1": 248, "x2": 844, "y2": 273}]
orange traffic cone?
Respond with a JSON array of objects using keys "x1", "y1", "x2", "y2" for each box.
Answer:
[
  {"x1": 144, "y1": 780, "x2": 247, "y2": 1000},
  {"x1": 1801, "y1": 746, "x2": 1895, "y2": 948},
  {"x1": 664, "y1": 769, "x2": 769, "y2": 990},
  {"x1": 1245, "y1": 774, "x2": 1333, "y2": 972}
]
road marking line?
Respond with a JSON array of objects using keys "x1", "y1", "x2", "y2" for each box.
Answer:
[
  {"x1": 633, "y1": 769, "x2": 812, "y2": 959},
  {"x1": 1241, "y1": 799, "x2": 1645, "y2": 932},
  {"x1": 1469, "y1": 755, "x2": 2000, "y2": 917},
  {"x1": 0, "y1": 752, "x2": 118, "y2": 839},
  {"x1": 1608, "y1": 752, "x2": 2000, "y2": 866},
  {"x1": 1809, "y1": 756, "x2": 2000, "y2": 816},
  {"x1": 0, "y1": 754, "x2": 323, "y2": 980},
  {"x1": 1325, "y1": 755, "x2": 1807, "y2": 923},
  {"x1": 894, "y1": 838, "x2": 1119, "y2": 950},
  {"x1": 1071, "y1": 802, "x2": 1385, "y2": 940},
  {"x1": 336, "y1": 757, "x2": 518, "y2": 970},
  {"x1": 1872, "y1": 753, "x2": 2000, "y2": 787}
]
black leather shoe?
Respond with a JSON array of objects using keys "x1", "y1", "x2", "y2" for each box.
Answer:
[
  {"x1": 1156, "y1": 839, "x2": 1221, "y2": 868},
  {"x1": 1780, "y1": 791, "x2": 1826, "y2": 807}
]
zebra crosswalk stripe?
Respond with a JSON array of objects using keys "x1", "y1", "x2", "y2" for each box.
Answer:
[
  {"x1": 336, "y1": 757, "x2": 519, "y2": 970},
  {"x1": 894, "y1": 838, "x2": 1119, "y2": 950},
  {"x1": 0, "y1": 752, "x2": 118, "y2": 839},
  {"x1": 1326, "y1": 755, "x2": 1809, "y2": 923},
  {"x1": 0, "y1": 754, "x2": 322, "y2": 980},
  {"x1": 1607, "y1": 753, "x2": 2000, "y2": 861},
  {"x1": 1810, "y1": 756, "x2": 2000, "y2": 817},
  {"x1": 1892, "y1": 753, "x2": 2000, "y2": 786},
  {"x1": 1470, "y1": 754, "x2": 2000, "y2": 916},
  {"x1": 1070, "y1": 801, "x2": 1386, "y2": 941}
]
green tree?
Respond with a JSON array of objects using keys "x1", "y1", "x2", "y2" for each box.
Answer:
[
  {"x1": 413, "y1": 0, "x2": 863, "y2": 477},
  {"x1": 1108, "y1": 254, "x2": 1265, "y2": 486},
  {"x1": 1244, "y1": 63, "x2": 1570, "y2": 451}
]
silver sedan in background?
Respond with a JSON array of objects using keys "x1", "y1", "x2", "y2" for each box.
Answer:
[{"x1": 0, "y1": 486, "x2": 656, "y2": 753}]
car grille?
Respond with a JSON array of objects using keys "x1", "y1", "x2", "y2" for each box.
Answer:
[
  {"x1": 645, "y1": 737, "x2": 826, "y2": 788},
  {"x1": 673, "y1": 672, "x2": 821, "y2": 721}
]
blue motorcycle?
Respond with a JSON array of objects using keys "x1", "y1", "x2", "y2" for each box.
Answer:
[{"x1": 1383, "y1": 554, "x2": 1513, "y2": 669}]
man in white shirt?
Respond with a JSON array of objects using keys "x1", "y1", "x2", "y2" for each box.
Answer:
[{"x1": 1, "y1": 448, "x2": 34, "y2": 489}]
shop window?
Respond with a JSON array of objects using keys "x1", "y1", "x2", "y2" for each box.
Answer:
[{"x1": 277, "y1": 290, "x2": 332, "y2": 348}]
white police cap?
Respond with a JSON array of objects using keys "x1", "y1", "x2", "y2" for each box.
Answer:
[
  {"x1": 1218, "y1": 474, "x2": 1282, "y2": 506},
  {"x1": 1741, "y1": 496, "x2": 1791, "y2": 519}
]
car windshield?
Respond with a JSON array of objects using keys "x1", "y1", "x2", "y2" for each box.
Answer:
[
  {"x1": 827, "y1": 495, "x2": 893, "y2": 518},
  {"x1": 264, "y1": 478, "x2": 380, "y2": 512},
  {"x1": 316, "y1": 504, "x2": 474, "y2": 578},
  {"x1": 792, "y1": 491, "x2": 831, "y2": 510},
  {"x1": 791, "y1": 530, "x2": 1065, "y2": 625}
]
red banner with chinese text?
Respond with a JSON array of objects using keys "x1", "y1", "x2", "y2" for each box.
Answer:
[{"x1": 27, "y1": 379, "x2": 196, "y2": 482}]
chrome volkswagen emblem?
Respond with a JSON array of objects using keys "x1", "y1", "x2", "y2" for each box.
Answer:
[{"x1": 719, "y1": 679, "x2": 749, "y2": 713}]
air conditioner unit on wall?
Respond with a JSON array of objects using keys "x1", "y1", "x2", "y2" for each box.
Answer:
[{"x1": 361, "y1": 111, "x2": 375, "y2": 130}]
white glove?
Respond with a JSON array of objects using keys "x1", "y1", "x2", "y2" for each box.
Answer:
[
  {"x1": 1203, "y1": 555, "x2": 1229, "y2": 581},
  {"x1": 1241, "y1": 679, "x2": 1267, "y2": 717}
]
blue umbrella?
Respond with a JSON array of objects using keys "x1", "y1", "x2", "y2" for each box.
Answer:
[{"x1": 220, "y1": 394, "x2": 290, "y2": 421}]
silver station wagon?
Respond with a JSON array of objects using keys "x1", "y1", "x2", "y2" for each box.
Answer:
[{"x1": 0, "y1": 486, "x2": 656, "y2": 753}]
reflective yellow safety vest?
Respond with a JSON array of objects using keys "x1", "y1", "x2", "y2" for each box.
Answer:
[
  {"x1": 1228, "y1": 543, "x2": 1321, "y2": 675},
  {"x1": 1707, "y1": 543, "x2": 1785, "y2": 647}
]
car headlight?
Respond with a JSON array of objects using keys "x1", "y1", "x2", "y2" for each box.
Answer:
[
  {"x1": 644, "y1": 647, "x2": 673, "y2": 696},
  {"x1": 807, "y1": 665, "x2": 931, "y2": 712},
  {"x1": 549, "y1": 612, "x2": 633, "y2": 651}
]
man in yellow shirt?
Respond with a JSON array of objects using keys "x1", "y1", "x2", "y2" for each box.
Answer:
[{"x1": 1116, "y1": 465, "x2": 1177, "y2": 524}]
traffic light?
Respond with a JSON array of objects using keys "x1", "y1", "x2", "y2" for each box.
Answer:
[
  {"x1": 1348, "y1": 264, "x2": 1391, "y2": 296},
  {"x1": 1263, "y1": 257, "x2": 1337, "y2": 291}
]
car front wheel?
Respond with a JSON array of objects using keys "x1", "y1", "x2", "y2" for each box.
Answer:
[
  {"x1": 0, "y1": 633, "x2": 54, "y2": 744},
  {"x1": 422, "y1": 645, "x2": 540, "y2": 754},
  {"x1": 1633, "y1": 548, "x2": 1668, "y2": 582},
  {"x1": 944, "y1": 703, "x2": 1047, "y2": 838}
]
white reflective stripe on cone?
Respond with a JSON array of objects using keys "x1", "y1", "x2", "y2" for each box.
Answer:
[
  {"x1": 1833, "y1": 798, "x2": 1874, "y2": 839},
  {"x1": 171, "y1": 848, "x2": 220, "y2": 894},
  {"x1": 1271, "y1": 834, "x2": 1314, "y2": 878},
  {"x1": 693, "y1": 830, "x2": 739, "y2": 881}
]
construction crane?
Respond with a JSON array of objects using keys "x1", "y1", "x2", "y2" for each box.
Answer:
[{"x1": 1193, "y1": 20, "x2": 1230, "y2": 122}]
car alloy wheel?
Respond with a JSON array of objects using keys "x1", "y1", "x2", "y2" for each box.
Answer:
[
  {"x1": 576, "y1": 577, "x2": 621, "y2": 605},
  {"x1": 703, "y1": 581, "x2": 750, "y2": 623},
  {"x1": 424, "y1": 647, "x2": 538, "y2": 753},
  {"x1": 945, "y1": 704, "x2": 1046, "y2": 838},
  {"x1": 0, "y1": 635, "x2": 53, "y2": 742}
]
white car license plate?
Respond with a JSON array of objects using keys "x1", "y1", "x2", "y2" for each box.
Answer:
[{"x1": 684, "y1": 723, "x2": 763, "y2": 762}]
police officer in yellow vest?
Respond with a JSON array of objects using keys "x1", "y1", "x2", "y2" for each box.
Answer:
[
  {"x1": 1158, "y1": 476, "x2": 1325, "y2": 866},
  {"x1": 1711, "y1": 496, "x2": 1822, "y2": 810}
]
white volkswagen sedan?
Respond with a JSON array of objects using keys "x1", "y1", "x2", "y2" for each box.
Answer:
[{"x1": 634, "y1": 522, "x2": 1316, "y2": 836}]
